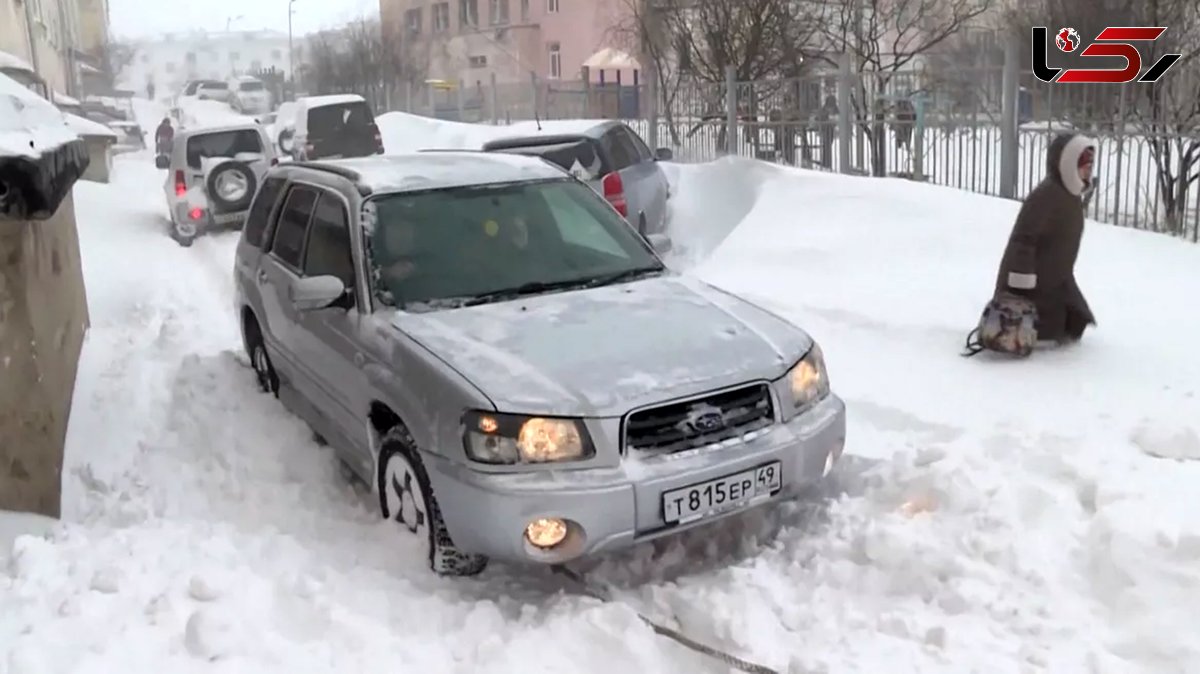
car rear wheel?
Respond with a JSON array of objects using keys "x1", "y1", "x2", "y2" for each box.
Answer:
[
  {"x1": 378, "y1": 425, "x2": 488, "y2": 577},
  {"x1": 170, "y1": 217, "x2": 197, "y2": 247}
]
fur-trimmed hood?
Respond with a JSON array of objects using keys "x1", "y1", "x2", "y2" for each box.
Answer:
[{"x1": 1045, "y1": 132, "x2": 1097, "y2": 197}]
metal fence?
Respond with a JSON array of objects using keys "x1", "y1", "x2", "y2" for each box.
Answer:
[{"x1": 380, "y1": 47, "x2": 1199, "y2": 242}]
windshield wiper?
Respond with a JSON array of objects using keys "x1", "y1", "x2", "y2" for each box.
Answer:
[
  {"x1": 461, "y1": 278, "x2": 598, "y2": 306},
  {"x1": 581, "y1": 266, "x2": 665, "y2": 287},
  {"x1": 459, "y1": 267, "x2": 665, "y2": 307}
]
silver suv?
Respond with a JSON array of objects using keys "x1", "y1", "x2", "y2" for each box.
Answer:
[
  {"x1": 233, "y1": 153, "x2": 846, "y2": 577},
  {"x1": 160, "y1": 123, "x2": 276, "y2": 246}
]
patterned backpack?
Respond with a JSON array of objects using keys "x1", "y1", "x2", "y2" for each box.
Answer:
[{"x1": 962, "y1": 294, "x2": 1038, "y2": 357}]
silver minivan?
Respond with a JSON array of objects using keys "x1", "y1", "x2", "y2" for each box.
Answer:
[{"x1": 481, "y1": 120, "x2": 672, "y2": 237}]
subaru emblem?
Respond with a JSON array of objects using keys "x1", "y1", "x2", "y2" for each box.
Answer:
[{"x1": 691, "y1": 411, "x2": 724, "y2": 432}]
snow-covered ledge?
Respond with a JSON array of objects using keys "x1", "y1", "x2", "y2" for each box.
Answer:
[{"x1": 0, "y1": 72, "x2": 90, "y2": 219}]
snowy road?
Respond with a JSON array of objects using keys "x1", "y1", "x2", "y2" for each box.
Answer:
[{"x1": 3, "y1": 114, "x2": 1200, "y2": 673}]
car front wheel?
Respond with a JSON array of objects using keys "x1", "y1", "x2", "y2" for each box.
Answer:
[
  {"x1": 378, "y1": 425, "x2": 488, "y2": 577},
  {"x1": 244, "y1": 316, "x2": 279, "y2": 396}
]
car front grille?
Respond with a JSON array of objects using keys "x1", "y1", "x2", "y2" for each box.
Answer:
[{"x1": 624, "y1": 383, "x2": 775, "y2": 455}]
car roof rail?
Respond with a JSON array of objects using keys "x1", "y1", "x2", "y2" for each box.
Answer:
[{"x1": 285, "y1": 161, "x2": 371, "y2": 195}]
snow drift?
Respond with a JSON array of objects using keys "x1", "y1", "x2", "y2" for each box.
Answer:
[{"x1": 2, "y1": 111, "x2": 1200, "y2": 673}]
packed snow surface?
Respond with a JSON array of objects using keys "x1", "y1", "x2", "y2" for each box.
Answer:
[{"x1": 3, "y1": 109, "x2": 1200, "y2": 674}]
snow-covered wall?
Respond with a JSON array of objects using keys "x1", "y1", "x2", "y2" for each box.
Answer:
[{"x1": 0, "y1": 191, "x2": 91, "y2": 518}]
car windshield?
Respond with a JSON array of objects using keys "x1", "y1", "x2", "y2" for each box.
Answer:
[
  {"x1": 366, "y1": 178, "x2": 664, "y2": 312},
  {"x1": 185, "y1": 129, "x2": 263, "y2": 168}
]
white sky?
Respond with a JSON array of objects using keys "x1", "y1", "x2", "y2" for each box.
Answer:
[{"x1": 109, "y1": 0, "x2": 379, "y2": 40}]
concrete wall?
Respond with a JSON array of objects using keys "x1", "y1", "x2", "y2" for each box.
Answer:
[{"x1": 0, "y1": 192, "x2": 90, "y2": 518}]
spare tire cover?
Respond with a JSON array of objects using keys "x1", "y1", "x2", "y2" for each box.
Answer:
[{"x1": 205, "y1": 161, "x2": 257, "y2": 213}]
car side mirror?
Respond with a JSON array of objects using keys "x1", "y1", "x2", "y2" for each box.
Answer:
[
  {"x1": 654, "y1": 147, "x2": 673, "y2": 161},
  {"x1": 646, "y1": 233, "x2": 673, "y2": 254},
  {"x1": 290, "y1": 275, "x2": 346, "y2": 311}
]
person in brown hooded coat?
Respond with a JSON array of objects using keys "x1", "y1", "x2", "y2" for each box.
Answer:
[{"x1": 993, "y1": 132, "x2": 1097, "y2": 344}]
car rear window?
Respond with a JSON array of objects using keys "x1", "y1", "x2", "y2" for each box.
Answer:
[
  {"x1": 484, "y1": 137, "x2": 609, "y2": 179},
  {"x1": 239, "y1": 81, "x2": 265, "y2": 91},
  {"x1": 185, "y1": 129, "x2": 264, "y2": 169},
  {"x1": 308, "y1": 102, "x2": 374, "y2": 136},
  {"x1": 201, "y1": 82, "x2": 228, "y2": 90}
]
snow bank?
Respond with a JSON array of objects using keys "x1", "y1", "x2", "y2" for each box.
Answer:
[
  {"x1": 0, "y1": 72, "x2": 79, "y2": 157},
  {"x1": 179, "y1": 99, "x2": 256, "y2": 129}
]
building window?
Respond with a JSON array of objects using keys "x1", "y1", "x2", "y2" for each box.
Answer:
[
  {"x1": 459, "y1": 0, "x2": 478, "y2": 27},
  {"x1": 406, "y1": 8, "x2": 423, "y2": 34},
  {"x1": 547, "y1": 42, "x2": 560, "y2": 79},
  {"x1": 489, "y1": 0, "x2": 509, "y2": 24},
  {"x1": 547, "y1": 0, "x2": 559, "y2": 12},
  {"x1": 433, "y1": 3, "x2": 451, "y2": 31},
  {"x1": 469, "y1": 55, "x2": 487, "y2": 68}
]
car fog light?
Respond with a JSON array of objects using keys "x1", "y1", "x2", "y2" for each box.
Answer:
[{"x1": 525, "y1": 517, "x2": 568, "y2": 549}]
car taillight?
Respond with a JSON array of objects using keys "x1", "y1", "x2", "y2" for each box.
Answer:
[
  {"x1": 188, "y1": 207, "x2": 203, "y2": 220},
  {"x1": 174, "y1": 170, "x2": 186, "y2": 196},
  {"x1": 601, "y1": 172, "x2": 627, "y2": 218}
]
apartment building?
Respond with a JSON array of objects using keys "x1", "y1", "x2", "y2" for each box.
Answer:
[
  {"x1": 117, "y1": 30, "x2": 294, "y2": 96},
  {"x1": 0, "y1": 0, "x2": 88, "y2": 96},
  {"x1": 380, "y1": 0, "x2": 639, "y2": 86}
]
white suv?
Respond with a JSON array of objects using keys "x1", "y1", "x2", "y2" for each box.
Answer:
[
  {"x1": 160, "y1": 122, "x2": 277, "y2": 246},
  {"x1": 230, "y1": 77, "x2": 271, "y2": 115}
]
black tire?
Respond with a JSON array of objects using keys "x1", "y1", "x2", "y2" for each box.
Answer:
[
  {"x1": 243, "y1": 315, "x2": 279, "y2": 396},
  {"x1": 205, "y1": 161, "x2": 257, "y2": 213},
  {"x1": 377, "y1": 425, "x2": 488, "y2": 577},
  {"x1": 277, "y1": 127, "x2": 294, "y2": 153},
  {"x1": 169, "y1": 217, "x2": 197, "y2": 247}
]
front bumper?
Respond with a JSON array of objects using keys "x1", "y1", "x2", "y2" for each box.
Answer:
[{"x1": 425, "y1": 393, "x2": 847, "y2": 564}]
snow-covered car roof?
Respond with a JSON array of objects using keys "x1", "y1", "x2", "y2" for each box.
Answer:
[
  {"x1": 53, "y1": 91, "x2": 81, "y2": 106},
  {"x1": 311, "y1": 152, "x2": 567, "y2": 194},
  {"x1": 0, "y1": 72, "x2": 80, "y2": 157},
  {"x1": 0, "y1": 50, "x2": 34, "y2": 72},
  {"x1": 299, "y1": 94, "x2": 366, "y2": 110}
]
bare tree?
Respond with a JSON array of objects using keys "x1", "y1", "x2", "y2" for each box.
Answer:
[
  {"x1": 306, "y1": 17, "x2": 426, "y2": 111},
  {"x1": 814, "y1": 0, "x2": 992, "y2": 176},
  {"x1": 608, "y1": 0, "x2": 818, "y2": 147}
]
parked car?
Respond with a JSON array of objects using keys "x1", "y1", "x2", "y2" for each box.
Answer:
[
  {"x1": 161, "y1": 122, "x2": 277, "y2": 246},
  {"x1": 481, "y1": 120, "x2": 672, "y2": 236},
  {"x1": 229, "y1": 76, "x2": 272, "y2": 115},
  {"x1": 108, "y1": 121, "x2": 145, "y2": 153},
  {"x1": 232, "y1": 152, "x2": 846, "y2": 577},
  {"x1": 177, "y1": 79, "x2": 230, "y2": 106},
  {"x1": 287, "y1": 94, "x2": 383, "y2": 161}
]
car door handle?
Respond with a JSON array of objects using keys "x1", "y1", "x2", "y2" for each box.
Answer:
[
  {"x1": 257, "y1": 269, "x2": 267, "y2": 284},
  {"x1": 353, "y1": 352, "x2": 365, "y2": 367}
]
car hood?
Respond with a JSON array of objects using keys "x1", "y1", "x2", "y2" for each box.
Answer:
[{"x1": 391, "y1": 274, "x2": 812, "y2": 417}]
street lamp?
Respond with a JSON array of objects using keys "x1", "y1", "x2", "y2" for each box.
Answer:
[{"x1": 288, "y1": 0, "x2": 297, "y2": 99}]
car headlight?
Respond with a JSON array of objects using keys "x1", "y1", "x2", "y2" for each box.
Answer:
[
  {"x1": 789, "y1": 344, "x2": 830, "y2": 410},
  {"x1": 462, "y1": 410, "x2": 594, "y2": 464}
]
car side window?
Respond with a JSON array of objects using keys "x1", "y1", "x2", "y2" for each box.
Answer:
[
  {"x1": 302, "y1": 193, "x2": 356, "y2": 291},
  {"x1": 243, "y1": 176, "x2": 287, "y2": 248},
  {"x1": 603, "y1": 129, "x2": 637, "y2": 171},
  {"x1": 269, "y1": 186, "x2": 317, "y2": 269},
  {"x1": 624, "y1": 127, "x2": 653, "y2": 162}
]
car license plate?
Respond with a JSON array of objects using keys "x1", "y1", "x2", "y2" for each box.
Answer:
[
  {"x1": 212, "y1": 211, "x2": 243, "y2": 225},
  {"x1": 662, "y1": 461, "x2": 782, "y2": 524}
]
